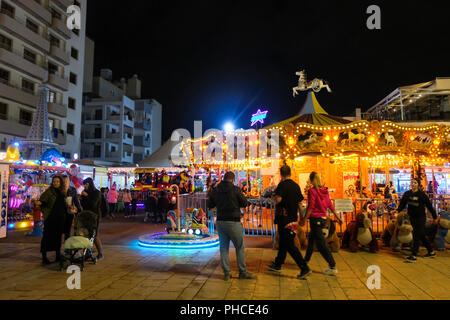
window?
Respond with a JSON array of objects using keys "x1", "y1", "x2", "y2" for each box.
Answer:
[
  {"x1": 94, "y1": 109, "x2": 102, "y2": 120},
  {"x1": 50, "y1": 7, "x2": 61, "y2": 20},
  {"x1": 68, "y1": 97, "x2": 76, "y2": 109},
  {"x1": 94, "y1": 145, "x2": 101, "y2": 157},
  {"x1": 67, "y1": 122, "x2": 74, "y2": 135},
  {"x1": 1, "y1": 1, "x2": 15, "y2": 18},
  {"x1": 0, "y1": 68, "x2": 9, "y2": 83},
  {"x1": 0, "y1": 102, "x2": 7, "y2": 120},
  {"x1": 50, "y1": 34, "x2": 60, "y2": 47},
  {"x1": 48, "y1": 62, "x2": 58, "y2": 75},
  {"x1": 19, "y1": 109, "x2": 32, "y2": 126},
  {"x1": 70, "y1": 47, "x2": 78, "y2": 59},
  {"x1": 69, "y1": 72, "x2": 77, "y2": 84},
  {"x1": 21, "y1": 78, "x2": 35, "y2": 94},
  {"x1": 94, "y1": 127, "x2": 101, "y2": 138},
  {"x1": 26, "y1": 19, "x2": 39, "y2": 34},
  {"x1": 47, "y1": 90, "x2": 56, "y2": 103},
  {"x1": 0, "y1": 34, "x2": 12, "y2": 51},
  {"x1": 62, "y1": 152, "x2": 71, "y2": 159},
  {"x1": 23, "y1": 48, "x2": 36, "y2": 64},
  {"x1": 111, "y1": 146, "x2": 116, "y2": 152}
]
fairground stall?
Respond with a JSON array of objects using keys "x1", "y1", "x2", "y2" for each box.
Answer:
[{"x1": 179, "y1": 91, "x2": 450, "y2": 238}]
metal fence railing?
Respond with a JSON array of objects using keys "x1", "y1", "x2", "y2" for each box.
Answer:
[{"x1": 169, "y1": 193, "x2": 450, "y2": 245}]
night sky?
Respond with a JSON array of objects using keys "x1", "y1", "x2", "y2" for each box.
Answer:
[{"x1": 86, "y1": 1, "x2": 450, "y2": 142}]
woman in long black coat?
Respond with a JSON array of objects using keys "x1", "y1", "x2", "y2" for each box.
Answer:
[{"x1": 37, "y1": 176, "x2": 66, "y2": 264}]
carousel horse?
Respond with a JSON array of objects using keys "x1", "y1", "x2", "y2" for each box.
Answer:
[
  {"x1": 383, "y1": 132, "x2": 397, "y2": 146},
  {"x1": 292, "y1": 70, "x2": 332, "y2": 96}
]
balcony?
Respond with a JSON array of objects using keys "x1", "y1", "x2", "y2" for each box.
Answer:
[
  {"x1": 48, "y1": 102, "x2": 67, "y2": 117},
  {"x1": 123, "y1": 133, "x2": 133, "y2": 145},
  {"x1": 134, "y1": 136, "x2": 151, "y2": 147},
  {"x1": 106, "y1": 113, "x2": 121, "y2": 122},
  {"x1": 0, "y1": 118, "x2": 30, "y2": 137},
  {"x1": 133, "y1": 153, "x2": 144, "y2": 163},
  {"x1": 105, "y1": 132, "x2": 120, "y2": 140},
  {"x1": 50, "y1": 45, "x2": 70, "y2": 65},
  {"x1": 52, "y1": 0, "x2": 72, "y2": 10},
  {"x1": 0, "y1": 80, "x2": 38, "y2": 107},
  {"x1": 123, "y1": 115, "x2": 134, "y2": 127},
  {"x1": 0, "y1": 13, "x2": 50, "y2": 52},
  {"x1": 12, "y1": 0, "x2": 52, "y2": 24},
  {"x1": 48, "y1": 73, "x2": 69, "y2": 91},
  {"x1": 135, "y1": 119, "x2": 151, "y2": 130},
  {"x1": 51, "y1": 17, "x2": 71, "y2": 39},
  {"x1": 122, "y1": 152, "x2": 133, "y2": 163},
  {"x1": 0, "y1": 47, "x2": 48, "y2": 81},
  {"x1": 51, "y1": 129, "x2": 66, "y2": 145}
]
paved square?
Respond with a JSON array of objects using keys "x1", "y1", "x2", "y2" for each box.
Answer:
[{"x1": 0, "y1": 240, "x2": 449, "y2": 300}]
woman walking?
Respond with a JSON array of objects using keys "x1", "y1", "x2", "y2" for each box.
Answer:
[
  {"x1": 107, "y1": 185, "x2": 118, "y2": 219},
  {"x1": 122, "y1": 189, "x2": 132, "y2": 218},
  {"x1": 301, "y1": 172, "x2": 342, "y2": 275},
  {"x1": 37, "y1": 176, "x2": 67, "y2": 265},
  {"x1": 395, "y1": 178, "x2": 437, "y2": 261},
  {"x1": 80, "y1": 178, "x2": 104, "y2": 259}
]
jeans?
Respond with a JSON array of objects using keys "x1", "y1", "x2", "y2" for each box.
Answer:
[
  {"x1": 410, "y1": 216, "x2": 433, "y2": 256},
  {"x1": 274, "y1": 226, "x2": 308, "y2": 270},
  {"x1": 124, "y1": 202, "x2": 130, "y2": 216},
  {"x1": 305, "y1": 217, "x2": 336, "y2": 268},
  {"x1": 217, "y1": 220, "x2": 247, "y2": 275},
  {"x1": 108, "y1": 203, "x2": 116, "y2": 216}
]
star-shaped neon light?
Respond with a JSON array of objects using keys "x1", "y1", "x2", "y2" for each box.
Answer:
[{"x1": 250, "y1": 109, "x2": 268, "y2": 127}]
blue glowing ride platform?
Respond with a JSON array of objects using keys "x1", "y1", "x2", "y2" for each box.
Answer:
[{"x1": 138, "y1": 232, "x2": 219, "y2": 249}]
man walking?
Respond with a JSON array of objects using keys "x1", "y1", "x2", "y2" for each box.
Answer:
[
  {"x1": 208, "y1": 172, "x2": 256, "y2": 281},
  {"x1": 268, "y1": 164, "x2": 311, "y2": 279}
]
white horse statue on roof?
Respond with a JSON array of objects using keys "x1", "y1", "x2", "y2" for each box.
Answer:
[{"x1": 292, "y1": 70, "x2": 332, "y2": 97}]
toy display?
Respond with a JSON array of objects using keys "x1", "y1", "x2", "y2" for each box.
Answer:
[
  {"x1": 381, "y1": 212, "x2": 413, "y2": 251},
  {"x1": 341, "y1": 212, "x2": 379, "y2": 253},
  {"x1": 434, "y1": 211, "x2": 450, "y2": 251},
  {"x1": 318, "y1": 217, "x2": 340, "y2": 252}
]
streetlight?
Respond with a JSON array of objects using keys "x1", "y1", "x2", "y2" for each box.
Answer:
[{"x1": 224, "y1": 122, "x2": 234, "y2": 133}]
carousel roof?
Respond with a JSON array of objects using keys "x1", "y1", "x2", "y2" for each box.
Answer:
[
  {"x1": 265, "y1": 91, "x2": 351, "y2": 128},
  {"x1": 138, "y1": 139, "x2": 188, "y2": 168}
]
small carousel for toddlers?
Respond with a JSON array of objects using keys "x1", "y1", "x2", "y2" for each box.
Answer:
[{"x1": 138, "y1": 185, "x2": 219, "y2": 249}]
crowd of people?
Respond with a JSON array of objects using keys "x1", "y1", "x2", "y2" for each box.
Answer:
[{"x1": 207, "y1": 164, "x2": 443, "y2": 281}]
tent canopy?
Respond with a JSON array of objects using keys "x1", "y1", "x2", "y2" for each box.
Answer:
[
  {"x1": 265, "y1": 91, "x2": 351, "y2": 129},
  {"x1": 138, "y1": 139, "x2": 186, "y2": 168}
]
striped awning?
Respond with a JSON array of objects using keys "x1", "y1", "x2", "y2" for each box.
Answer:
[{"x1": 265, "y1": 91, "x2": 351, "y2": 129}]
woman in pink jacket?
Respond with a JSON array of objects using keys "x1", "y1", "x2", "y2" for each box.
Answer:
[
  {"x1": 107, "y1": 184, "x2": 118, "y2": 219},
  {"x1": 300, "y1": 172, "x2": 342, "y2": 275}
]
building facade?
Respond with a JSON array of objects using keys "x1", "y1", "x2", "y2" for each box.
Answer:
[
  {"x1": 364, "y1": 77, "x2": 450, "y2": 125},
  {"x1": 0, "y1": 0, "x2": 86, "y2": 159},
  {"x1": 82, "y1": 67, "x2": 162, "y2": 165}
]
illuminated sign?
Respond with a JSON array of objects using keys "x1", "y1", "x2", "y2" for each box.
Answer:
[{"x1": 250, "y1": 109, "x2": 268, "y2": 127}]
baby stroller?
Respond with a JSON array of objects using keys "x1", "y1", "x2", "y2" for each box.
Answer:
[{"x1": 59, "y1": 210, "x2": 98, "y2": 271}]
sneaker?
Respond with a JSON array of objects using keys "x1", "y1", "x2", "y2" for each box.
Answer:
[
  {"x1": 267, "y1": 263, "x2": 281, "y2": 272},
  {"x1": 423, "y1": 252, "x2": 436, "y2": 258},
  {"x1": 239, "y1": 272, "x2": 257, "y2": 280},
  {"x1": 323, "y1": 268, "x2": 338, "y2": 276},
  {"x1": 405, "y1": 255, "x2": 417, "y2": 262},
  {"x1": 297, "y1": 267, "x2": 312, "y2": 280},
  {"x1": 224, "y1": 274, "x2": 231, "y2": 281}
]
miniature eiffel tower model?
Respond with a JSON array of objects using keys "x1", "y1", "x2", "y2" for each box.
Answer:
[{"x1": 21, "y1": 85, "x2": 58, "y2": 160}]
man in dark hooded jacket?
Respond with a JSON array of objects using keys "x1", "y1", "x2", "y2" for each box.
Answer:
[{"x1": 208, "y1": 172, "x2": 256, "y2": 281}]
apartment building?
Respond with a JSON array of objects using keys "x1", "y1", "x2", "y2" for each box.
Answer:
[
  {"x1": 134, "y1": 98, "x2": 162, "y2": 163},
  {"x1": 81, "y1": 67, "x2": 162, "y2": 165},
  {"x1": 0, "y1": 0, "x2": 86, "y2": 159}
]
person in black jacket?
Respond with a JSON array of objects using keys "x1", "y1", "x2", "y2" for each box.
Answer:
[
  {"x1": 80, "y1": 178, "x2": 104, "y2": 259},
  {"x1": 395, "y1": 178, "x2": 438, "y2": 262},
  {"x1": 208, "y1": 172, "x2": 256, "y2": 281},
  {"x1": 268, "y1": 165, "x2": 311, "y2": 279}
]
